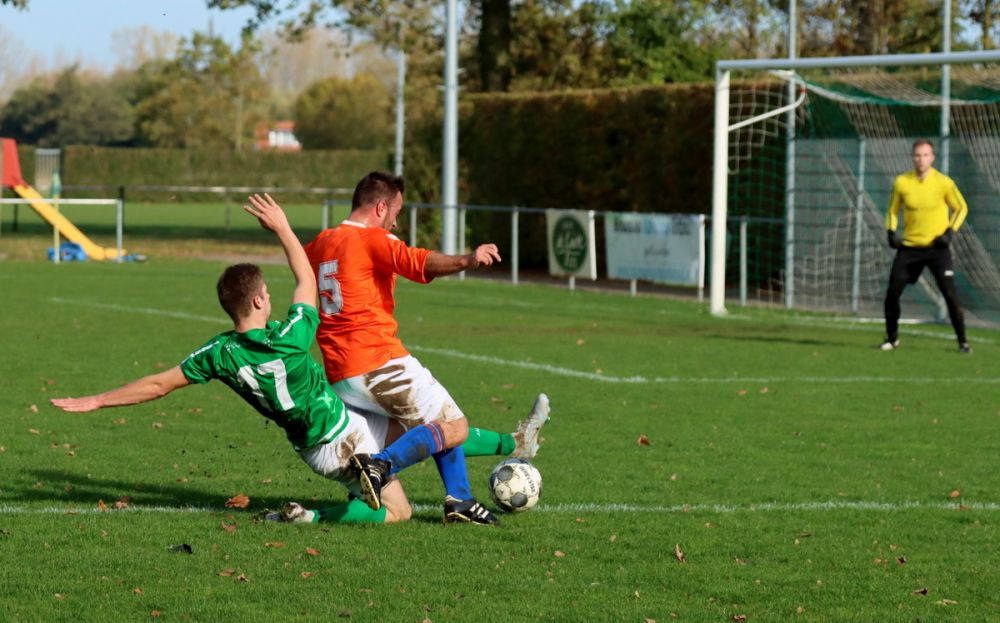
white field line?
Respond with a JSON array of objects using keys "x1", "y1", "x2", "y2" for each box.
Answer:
[
  {"x1": 49, "y1": 297, "x2": 998, "y2": 385},
  {"x1": 1, "y1": 500, "x2": 997, "y2": 515}
]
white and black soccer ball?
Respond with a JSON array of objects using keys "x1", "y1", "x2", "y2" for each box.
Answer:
[{"x1": 488, "y1": 458, "x2": 542, "y2": 512}]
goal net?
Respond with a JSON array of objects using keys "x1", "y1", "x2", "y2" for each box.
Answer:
[{"x1": 715, "y1": 52, "x2": 1000, "y2": 327}]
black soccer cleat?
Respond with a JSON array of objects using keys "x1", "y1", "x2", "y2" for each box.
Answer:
[
  {"x1": 443, "y1": 496, "x2": 499, "y2": 525},
  {"x1": 349, "y1": 454, "x2": 390, "y2": 511},
  {"x1": 959, "y1": 342, "x2": 973, "y2": 354}
]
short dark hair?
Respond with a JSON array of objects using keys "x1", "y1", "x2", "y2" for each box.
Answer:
[
  {"x1": 217, "y1": 263, "x2": 264, "y2": 322},
  {"x1": 352, "y1": 171, "x2": 405, "y2": 210},
  {"x1": 912, "y1": 138, "x2": 935, "y2": 152}
]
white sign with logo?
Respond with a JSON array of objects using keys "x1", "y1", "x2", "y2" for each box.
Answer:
[
  {"x1": 546, "y1": 209, "x2": 597, "y2": 279},
  {"x1": 605, "y1": 213, "x2": 704, "y2": 286}
]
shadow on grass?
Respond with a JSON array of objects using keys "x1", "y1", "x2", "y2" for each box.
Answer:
[
  {"x1": 7, "y1": 468, "x2": 319, "y2": 513},
  {"x1": 702, "y1": 332, "x2": 843, "y2": 347}
]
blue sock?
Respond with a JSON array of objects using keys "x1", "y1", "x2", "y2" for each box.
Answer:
[
  {"x1": 433, "y1": 445, "x2": 472, "y2": 500},
  {"x1": 373, "y1": 422, "x2": 445, "y2": 474}
]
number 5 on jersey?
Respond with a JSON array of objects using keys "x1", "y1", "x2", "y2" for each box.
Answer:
[{"x1": 319, "y1": 260, "x2": 343, "y2": 315}]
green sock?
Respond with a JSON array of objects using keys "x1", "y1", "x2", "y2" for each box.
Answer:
[
  {"x1": 316, "y1": 498, "x2": 387, "y2": 524},
  {"x1": 462, "y1": 427, "x2": 516, "y2": 457}
]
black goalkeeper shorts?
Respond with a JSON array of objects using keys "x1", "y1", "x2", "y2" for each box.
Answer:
[{"x1": 890, "y1": 245, "x2": 954, "y2": 285}]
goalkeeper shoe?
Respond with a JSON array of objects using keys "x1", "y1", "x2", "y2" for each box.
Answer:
[
  {"x1": 263, "y1": 502, "x2": 315, "y2": 524},
  {"x1": 511, "y1": 393, "x2": 550, "y2": 459},
  {"x1": 443, "y1": 496, "x2": 499, "y2": 525},
  {"x1": 350, "y1": 454, "x2": 390, "y2": 511},
  {"x1": 879, "y1": 338, "x2": 900, "y2": 351},
  {"x1": 959, "y1": 342, "x2": 973, "y2": 354}
]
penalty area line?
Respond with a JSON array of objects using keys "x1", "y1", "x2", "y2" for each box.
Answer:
[{"x1": 1, "y1": 500, "x2": 997, "y2": 515}]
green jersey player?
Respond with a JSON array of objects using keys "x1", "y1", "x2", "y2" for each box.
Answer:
[{"x1": 51, "y1": 194, "x2": 411, "y2": 524}]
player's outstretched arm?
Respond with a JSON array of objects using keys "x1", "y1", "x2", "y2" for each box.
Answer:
[
  {"x1": 244, "y1": 193, "x2": 317, "y2": 307},
  {"x1": 50, "y1": 366, "x2": 190, "y2": 413},
  {"x1": 423, "y1": 243, "x2": 502, "y2": 279}
]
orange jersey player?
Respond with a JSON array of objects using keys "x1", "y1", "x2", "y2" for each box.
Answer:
[{"x1": 304, "y1": 171, "x2": 550, "y2": 524}]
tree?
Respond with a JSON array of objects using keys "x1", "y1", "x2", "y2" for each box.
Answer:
[
  {"x1": 0, "y1": 66, "x2": 133, "y2": 146},
  {"x1": 132, "y1": 32, "x2": 268, "y2": 150},
  {"x1": 293, "y1": 73, "x2": 391, "y2": 149}
]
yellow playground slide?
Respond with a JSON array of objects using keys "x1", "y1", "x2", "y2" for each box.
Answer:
[{"x1": 11, "y1": 183, "x2": 125, "y2": 261}]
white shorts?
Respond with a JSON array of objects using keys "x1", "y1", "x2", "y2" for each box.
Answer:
[
  {"x1": 295, "y1": 409, "x2": 390, "y2": 497},
  {"x1": 331, "y1": 355, "x2": 465, "y2": 429}
]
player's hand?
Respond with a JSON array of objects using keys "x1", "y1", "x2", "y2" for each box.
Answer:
[
  {"x1": 886, "y1": 230, "x2": 901, "y2": 249},
  {"x1": 468, "y1": 244, "x2": 502, "y2": 269},
  {"x1": 50, "y1": 396, "x2": 101, "y2": 413},
  {"x1": 244, "y1": 193, "x2": 291, "y2": 234},
  {"x1": 932, "y1": 228, "x2": 954, "y2": 248}
]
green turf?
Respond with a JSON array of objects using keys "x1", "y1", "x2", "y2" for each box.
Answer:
[{"x1": 1, "y1": 259, "x2": 998, "y2": 621}]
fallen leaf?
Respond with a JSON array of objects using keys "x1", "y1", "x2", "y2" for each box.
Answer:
[
  {"x1": 669, "y1": 473, "x2": 678, "y2": 481},
  {"x1": 305, "y1": 548, "x2": 320, "y2": 556},
  {"x1": 759, "y1": 387, "x2": 769, "y2": 394},
  {"x1": 637, "y1": 435, "x2": 650, "y2": 446},
  {"x1": 949, "y1": 490, "x2": 961, "y2": 499},
  {"x1": 151, "y1": 611, "x2": 161, "y2": 618},
  {"x1": 733, "y1": 616, "x2": 747, "y2": 622},
  {"x1": 260, "y1": 478, "x2": 272, "y2": 485},
  {"x1": 29, "y1": 406, "x2": 39, "y2": 414},
  {"x1": 98, "y1": 499, "x2": 107, "y2": 513},
  {"x1": 553, "y1": 550, "x2": 566, "y2": 558},
  {"x1": 221, "y1": 523, "x2": 237, "y2": 534},
  {"x1": 645, "y1": 619, "x2": 657, "y2": 623},
  {"x1": 796, "y1": 607, "x2": 804, "y2": 615},
  {"x1": 133, "y1": 587, "x2": 143, "y2": 595},
  {"x1": 737, "y1": 389, "x2": 748, "y2": 396},
  {"x1": 29, "y1": 427, "x2": 40, "y2": 434},
  {"x1": 609, "y1": 535, "x2": 617, "y2": 542},
  {"x1": 114, "y1": 496, "x2": 131, "y2": 510},
  {"x1": 218, "y1": 568, "x2": 236, "y2": 577},
  {"x1": 301, "y1": 572, "x2": 314, "y2": 578},
  {"x1": 575, "y1": 518, "x2": 585, "y2": 523},
  {"x1": 735, "y1": 557, "x2": 747, "y2": 565},
  {"x1": 235, "y1": 573, "x2": 249, "y2": 582},
  {"x1": 912, "y1": 587, "x2": 928, "y2": 595},
  {"x1": 936, "y1": 599, "x2": 958, "y2": 606},
  {"x1": 265, "y1": 542, "x2": 286, "y2": 548},
  {"x1": 896, "y1": 557, "x2": 907, "y2": 565},
  {"x1": 490, "y1": 396, "x2": 505, "y2": 404},
  {"x1": 225, "y1": 493, "x2": 250, "y2": 509},
  {"x1": 53, "y1": 593, "x2": 65, "y2": 600},
  {"x1": 576, "y1": 339, "x2": 585, "y2": 345},
  {"x1": 674, "y1": 543, "x2": 686, "y2": 563},
  {"x1": 152, "y1": 422, "x2": 163, "y2": 429},
  {"x1": 113, "y1": 418, "x2": 127, "y2": 425},
  {"x1": 633, "y1": 591, "x2": 640, "y2": 598}
]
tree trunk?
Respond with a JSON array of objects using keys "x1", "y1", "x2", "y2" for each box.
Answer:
[{"x1": 478, "y1": 0, "x2": 512, "y2": 92}]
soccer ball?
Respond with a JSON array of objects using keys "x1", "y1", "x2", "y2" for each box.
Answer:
[{"x1": 488, "y1": 458, "x2": 542, "y2": 512}]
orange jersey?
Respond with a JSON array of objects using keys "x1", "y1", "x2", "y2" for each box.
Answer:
[{"x1": 305, "y1": 221, "x2": 432, "y2": 383}]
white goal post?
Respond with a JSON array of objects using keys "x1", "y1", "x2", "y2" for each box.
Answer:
[{"x1": 711, "y1": 49, "x2": 1000, "y2": 318}]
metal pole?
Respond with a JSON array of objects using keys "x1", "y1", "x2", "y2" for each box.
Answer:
[
  {"x1": 441, "y1": 0, "x2": 459, "y2": 255},
  {"x1": 394, "y1": 50, "x2": 406, "y2": 177},
  {"x1": 739, "y1": 217, "x2": 747, "y2": 306},
  {"x1": 710, "y1": 68, "x2": 731, "y2": 316},
  {"x1": 851, "y1": 138, "x2": 866, "y2": 314},
  {"x1": 52, "y1": 196, "x2": 60, "y2": 264},
  {"x1": 458, "y1": 206, "x2": 466, "y2": 280},
  {"x1": 941, "y1": 0, "x2": 951, "y2": 175},
  {"x1": 116, "y1": 198, "x2": 124, "y2": 263},
  {"x1": 784, "y1": 0, "x2": 797, "y2": 309},
  {"x1": 322, "y1": 199, "x2": 330, "y2": 230},
  {"x1": 409, "y1": 205, "x2": 418, "y2": 247},
  {"x1": 511, "y1": 208, "x2": 519, "y2": 285},
  {"x1": 629, "y1": 280, "x2": 637, "y2": 297}
]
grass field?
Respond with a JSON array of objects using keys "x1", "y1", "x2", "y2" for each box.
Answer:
[{"x1": 1, "y1": 257, "x2": 998, "y2": 622}]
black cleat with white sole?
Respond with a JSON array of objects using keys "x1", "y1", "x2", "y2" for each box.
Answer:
[
  {"x1": 349, "y1": 454, "x2": 390, "y2": 511},
  {"x1": 443, "y1": 496, "x2": 499, "y2": 525}
]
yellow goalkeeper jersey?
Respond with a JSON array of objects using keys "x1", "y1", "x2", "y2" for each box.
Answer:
[{"x1": 885, "y1": 168, "x2": 968, "y2": 247}]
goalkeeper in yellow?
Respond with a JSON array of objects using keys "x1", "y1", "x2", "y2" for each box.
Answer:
[{"x1": 882, "y1": 139, "x2": 970, "y2": 353}]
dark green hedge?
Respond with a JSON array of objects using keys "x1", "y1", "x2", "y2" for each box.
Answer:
[{"x1": 457, "y1": 82, "x2": 715, "y2": 213}]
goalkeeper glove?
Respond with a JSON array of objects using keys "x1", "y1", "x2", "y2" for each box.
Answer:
[
  {"x1": 886, "y1": 230, "x2": 901, "y2": 249},
  {"x1": 933, "y1": 228, "x2": 954, "y2": 248}
]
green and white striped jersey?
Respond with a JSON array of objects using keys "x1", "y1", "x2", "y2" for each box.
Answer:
[{"x1": 181, "y1": 303, "x2": 348, "y2": 450}]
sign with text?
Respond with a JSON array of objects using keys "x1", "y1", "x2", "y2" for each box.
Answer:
[
  {"x1": 605, "y1": 213, "x2": 704, "y2": 286},
  {"x1": 546, "y1": 209, "x2": 597, "y2": 279}
]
